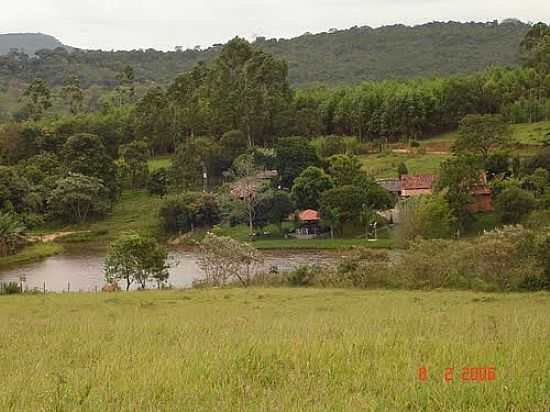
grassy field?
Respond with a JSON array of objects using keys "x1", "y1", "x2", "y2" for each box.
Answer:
[
  {"x1": 423, "y1": 121, "x2": 550, "y2": 149},
  {"x1": 0, "y1": 242, "x2": 63, "y2": 269},
  {"x1": 148, "y1": 156, "x2": 173, "y2": 171},
  {"x1": 216, "y1": 223, "x2": 395, "y2": 250},
  {"x1": 0, "y1": 288, "x2": 549, "y2": 410},
  {"x1": 45, "y1": 191, "x2": 164, "y2": 243},
  {"x1": 360, "y1": 151, "x2": 450, "y2": 178}
]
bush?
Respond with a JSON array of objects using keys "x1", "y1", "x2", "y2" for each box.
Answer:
[
  {"x1": 494, "y1": 187, "x2": 537, "y2": 224},
  {"x1": 159, "y1": 192, "x2": 220, "y2": 234}
]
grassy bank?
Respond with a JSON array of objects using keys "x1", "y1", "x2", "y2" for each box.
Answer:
[
  {"x1": 0, "y1": 288, "x2": 549, "y2": 410},
  {"x1": 0, "y1": 242, "x2": 63, "y2": 268}
]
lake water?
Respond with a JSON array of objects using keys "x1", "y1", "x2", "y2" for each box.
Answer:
[{"x1": 0, "y1": 245, "x2": 336, "y2": 292}]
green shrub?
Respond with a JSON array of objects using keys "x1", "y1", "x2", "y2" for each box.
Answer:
[{"x1": 0, "y1": 282, "x2": 22, "y2": 295}]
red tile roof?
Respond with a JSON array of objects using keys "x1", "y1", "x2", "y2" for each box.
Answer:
[
  {"x1": 297, "y1": 209, "x2": 321, "y2": 222},
  {"x1": 400, "y1": 175, "x2": 436, "y2": 190}
]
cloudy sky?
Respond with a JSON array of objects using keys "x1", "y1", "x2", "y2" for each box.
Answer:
[{"x1": 2, "y1": 0, "x2": 549, "y2": 50}]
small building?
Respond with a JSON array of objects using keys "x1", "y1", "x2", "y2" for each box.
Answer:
[
  {"x1": 294, "y1": 209, "x2": 322, "y2": 239},
  {"x1": 466, "y1": 174, "x2": 493, "y2": 213},
  {"x1": 376, "y1": 178, "x2": 402, "y2": 196},
  {"x1": 400, "y1": 175, "x2": 436, "y2": 198}
]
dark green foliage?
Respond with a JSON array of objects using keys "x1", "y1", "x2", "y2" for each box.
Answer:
[
  {"x1": 275, "y1": 137, "x2": 320, "y2": 188},
  {"x1": 0, "y1": 281, "x2": 22, "y2": 295},
  {"x1": 0, "y1": 22, "x2": 530, "y2": 87},
  {"x1": 352, "y1": 175, "x2": 395, "y2": 210},
  {"x1": 437, "y1": 155, "x2": 484, "y2": 229},
  {"x1": 494, "y1": 187, "x2": 538, "y2": 224},
  {"x1": 148, "y1": 168, "x2": 170, "y2": 198},
  {"x1": 62, "y1": 133, "x2": 119, "y2": 197},
  {"x1": 159, "y1": 192, "x2": 220, "y2": 234},
  {"x1": 104, "y1": 233, "x2": 169, "y2": 290},
  {"x1": 254, "y1": 190, "x2": 295, "y2": 230},
  {"x1": 326, "y1": 154, "x2": 362, "y2": 186},
  {"x1": 118, "y1": 140, "x2": 150, "y2": 189},
  {"x1": 0, "y1": 166, "x2": 32, "y2": 213},
  {"x1": 291, "y1": 166, "x2": 335, "y2": 210},
  {"x1": 485, "y1": 152, "x2": 511, "y2": 179},
  {"x1": 397, "y1": 162, "x2": 408, "y2": 178},
  {"x1": 320, "y1": 185, "x2": 368, "y2": 235},
  {"x1": 523, "y1": 146, "x2": 550, "y2": 175},
  {"x1": 47, "y1": 173, "x2": 110, "y2": 223},
  {"x1": 454, "y1": 114, "x2": 513, "y2": 159}
]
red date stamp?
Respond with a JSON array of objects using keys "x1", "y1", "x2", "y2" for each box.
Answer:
[{"x1": 418, "y1": 367, "x2": 496, "y2": 383}]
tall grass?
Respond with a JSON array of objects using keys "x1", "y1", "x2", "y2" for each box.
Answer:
[{"x1": 0, "y1": 288, "x2": 549, "y2": 410}]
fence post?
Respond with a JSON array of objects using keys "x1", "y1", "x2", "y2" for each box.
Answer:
[
  {"x1": 43, "y1": 281, "x2": 46, "y2": 295},
  {"x1": 67, "y1": 281, "x2": 70, "y2": 293}
]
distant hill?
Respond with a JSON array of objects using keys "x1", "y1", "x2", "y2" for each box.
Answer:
[
  {"x1": 0, "y1": 33, "x2": 66, "y2": 55},
  {"x1": 0, "y1": 21, "x2": 532, "y2": 87}
]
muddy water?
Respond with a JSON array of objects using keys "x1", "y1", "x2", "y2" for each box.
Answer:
[{"x1": 0, "y1": 245, "x2": 336, "y2": 292}]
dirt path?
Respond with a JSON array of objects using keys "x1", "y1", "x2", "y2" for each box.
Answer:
[{"x1": 26, "y1": 231, "x2": 91, "y2": 242}]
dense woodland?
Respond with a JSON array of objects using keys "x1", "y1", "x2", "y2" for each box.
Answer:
[{"x1": 0, "y1": 21, "x2": 549, "y2": 274}]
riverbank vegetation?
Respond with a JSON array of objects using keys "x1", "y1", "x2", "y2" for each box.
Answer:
[
  {"x1": 0, "y1": 241, "x2": 63, "y2": 268},
  {"x1": 1, "y1": 288, "x2": 549, "y2": 410}
]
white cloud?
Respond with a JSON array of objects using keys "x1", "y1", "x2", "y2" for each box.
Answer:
[{"x1": 1, "y1": 0, "x2": 549, "y2": 50}]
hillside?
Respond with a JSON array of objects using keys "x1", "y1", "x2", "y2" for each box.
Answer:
[
  {"x1": 0, "y1": 20, "x2": 531, "y2": 87},
  {"x1": 0, "y1": 33, "x2": 66, "y2": 55}
]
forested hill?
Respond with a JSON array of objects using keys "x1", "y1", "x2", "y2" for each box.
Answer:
[
  {"x1": 260, "y1": 20, "x2": 530, "y2": 85},
  {"x1": 0, "y1": 20, "x2": 531, "y2": 87},
  {"x1": 0, "y1": 33, "x2": 66, "y2": 55}
]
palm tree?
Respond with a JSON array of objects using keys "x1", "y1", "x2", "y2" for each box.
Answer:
[{"x1": 0, "y1": 212, "x2": 26, "y2": 257}]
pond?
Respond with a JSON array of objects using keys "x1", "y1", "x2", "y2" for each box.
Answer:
[{"x1": 0, "y1": 245, "x2": 337, "y2": 292}]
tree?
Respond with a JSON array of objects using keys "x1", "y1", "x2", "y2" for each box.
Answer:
[
  {"x1": 171, "y1": 140, "x2": 209, "y2": 191},
  {"x1": 321, "y1": 207, "x2": 341, "y2": 240},
  {"x1": 454, "y1": 114, "x2": 512, "y2": 160},
  {"x1": 327, "y1": 154, "x2": 363, "y2": 185},
  {"x1": 255, "y1": 190, "x2": 295, "y2": 232},
  {"x1": 197, "y1": 233, "x2": 264, "y2": 287},
  {"x1": 62, "y1": 133, "x2": 119, "y2": 197},
  {"x1": 494, "y1": 187, "x2": 537, "y2": 224},
  {"x1": 352, "y1": 175, "x2": 395, "y2": 210},
  {"x1": 397, "y1": 195, "x2": 456, "y2": 246},
  {"x1": 115, "y1": 65, "x2": 136, "y2": 108},
  {"x1": 275, "y1": 137, "x2": 319, "y2": 188},
  {"x1": 291, "y1": 166, "x2": 335, "y2": 210},
  {"x1": 105, "y1": 234, "x2": 169, "y2": 290},
  {"x1": 320, "y1": 185, "x2": 368, "y2": 236},
  {"x1": 209, "y1": 38, "x2": 292, "y2": 146},
  {"x1": 437, "y1": 155, "x2": 483, "y2": 231},
  {"x1": 148, "y1": 167, "x2": 170, "y2": 198},
  {"x1": 159, "y1": 192, "x2": 220, "y2": 234},
  {"x1": 62, "y1": 75, "x2": 84, "y2": 115},
  {"x1": 23, "y1": 78, "x2": 51, "y2": 120},
  {"x1": 0, "y1": 212, "x2": 25, "y2": 257},
  {"x1": 118, "y1": 140, "x2": 150, "y2": 188},
  {"x1": 47, "y1": 173, "x2": 110, "y2": 223},
  {"x1": 397, "y1": 162, "x2": 408, "y2": 178}
]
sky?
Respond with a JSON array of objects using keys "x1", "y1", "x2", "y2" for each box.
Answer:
[{"x1": 2, "y1": 0, "x2": 550, "y2": 51}]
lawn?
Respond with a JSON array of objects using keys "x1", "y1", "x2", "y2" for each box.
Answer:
[
  {"x1": 360, "y1": 151, "x2": 450, "y2": 178},
  {"x1": 0, "y1": 242, "x2": 63, "y2": 269},
  {"x1": 215, "y1": 223, "x2": 395, "y2": 250},
  {"x1": 148, "y1": 156, "x2": 172, "y2": 171},
  {"x1": 425, "y1": 120, "x2": 550, "y2": 147},
  {"x1": 43, "y1": 190, "x2": 164, "y2": 243},
  {"x1": 0, "y1": 288, "x2": 549, "y2": 410}
]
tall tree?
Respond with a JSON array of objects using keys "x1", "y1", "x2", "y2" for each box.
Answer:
[
  {"x1": 454, "y1": 114, "x2": 512, "y2": 160},
  {"x1": 23, "y1": 78, "x2": 52, "y2": 120},
  {"x1": 62, "y1": 75, "x2": 84, "y2": 115}
]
